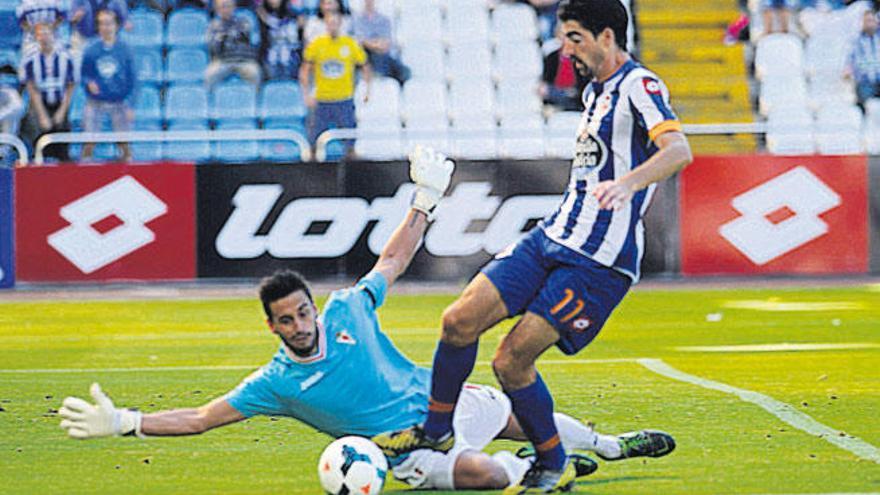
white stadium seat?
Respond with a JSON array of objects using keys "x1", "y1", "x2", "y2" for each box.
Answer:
[
  {"x1": 355, "y1": 77, "x2": 401, "y2": 122},
  {"x1": 446, "y1": 42, "x2": 493, "y2": 83},
  {"x1": 444, "y1": 0, "x2": 490, "y2": 46},
  {"x1": 401, "y1": 40, "x2": 446, "y2": 81},
  {"x1": 754, "y1": 33, "x2": 803, "y2": 81},
  {"x1": 494, "y1": 40, "x2": 542, "y2": 81},
  {"x1": 402, "y1": 79, "x2": 448, "y2": 121},
  {"x1": 449, "y1": 79, "x2": 495, "y2": 121},
  {"x1": 450, "y1": 115, "x2": 497, "y2": 159},
  {"x1": 499, "y1": 114, "x2": 545, "y2": 159},
  {"x1": 544, "y1": 111, "x2": 582, "y2": 159},
  {"x1": 491, "y1": 3, "x2": 539, "y2": 43}
]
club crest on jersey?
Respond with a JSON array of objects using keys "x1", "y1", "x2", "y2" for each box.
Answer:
[
  {"x1": 573, "y1": 133, "x2": 608, "y2": 170},
  {"x1": 335, "y1": 330, "x2": 357, "y2": 345},
  {"x1": 642, "y1": 77, "x2": 662, "y2": 96},
  {"x1": 570, "y1": 317, "x2": 592, "y2": 333}
]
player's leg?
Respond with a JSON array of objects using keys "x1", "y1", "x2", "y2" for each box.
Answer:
[{"x1": 498, "y1": 412, "x2": 623, "y2": 460}]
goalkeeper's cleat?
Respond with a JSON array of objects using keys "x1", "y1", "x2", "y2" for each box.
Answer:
[
  {"x1": 371, "y1": 425, "x2": 454, "y2": 457},
  {"x1": 503, "y1": 458, "x2": 577, "y2": 494},
  {"x1": 514, "y1": 447, "x2": 597, "y2": 478},
  {"x1": 597, "y1": 430, "x2": 676, "y2": 461}
]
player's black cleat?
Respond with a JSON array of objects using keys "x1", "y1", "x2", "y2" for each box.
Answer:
[
  {"x1": 514, "y1": 447, "x2": 597, "y2": 478},
  {"x1": 597, "y1": 430, "x2": 676, "y2": 461},
  {"x1": 371, "y1": 425, "x2": 454, "y2": 458}
]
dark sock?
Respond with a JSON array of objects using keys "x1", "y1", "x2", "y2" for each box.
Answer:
[
  {"x1": 423, "y1": 341, "x2": 478, "y2": 440},
  {"x1": 506, "y1": 374, "x2": 567, "y2": 470}
]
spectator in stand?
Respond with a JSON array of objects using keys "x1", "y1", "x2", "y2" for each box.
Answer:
[
  {"x1": 80, "y1": 8, "x2": 136, "y2": 162},
  {"x1": 300, "y1": 11, "x2": 370, "y2": 157},
  {"x1": 0, "y1": 64, "x2": 25, "y2": 166},
  {"x1": 304, "y1": 0, "x2": 352, "y2": 44},
  {"x1": 21, "y1": 22, "x2": 76, "y2": 162},
  {"x1": 761, "y1": 0, "x2": 797, "y2": 35},
  {"x1": 353, "y1": 0, "x2": 409, "y2": 85},
  {"x1": 846, "y1": 9, "x2": 880, "y2": 108},
  {"x1": 539, "y1": 26, "x2": 588, "y2": 111},
  {"x1": 16, "y1": 0, "x2": 68, "y2": 57},
  {"x1": 206, "y1": 0, "x2": 262, "y2": 89},
  {"x1": 257, "y1": 0, "x2": 306, "y2": 80},
  {"x1": 69, "y1": 0, "x2": 130, "y2": 59}
]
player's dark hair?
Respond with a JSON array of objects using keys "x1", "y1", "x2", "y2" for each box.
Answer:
[
  {"x1": 558, "y1": 0, "x2": 629, "y2": 51},
  {"x1": 259, "y1": 269, "x2": 313, "y2": 319}
]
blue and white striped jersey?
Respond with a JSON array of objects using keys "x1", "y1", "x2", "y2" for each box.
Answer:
[
  {"x1": 21, "y1": 48, "x2": 75, "y2": 106},
  {"x1": 541, "y1": 60, "x2": 681, "y2": 282}
]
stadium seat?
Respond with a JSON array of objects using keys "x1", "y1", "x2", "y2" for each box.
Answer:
[
  {"x1": 261, "y1": 119, "x2": 305, "y2": 162},
  {"x1": 808, "y1": 77, "x2": 856, "y2": 110},
  {"x1": 355, "y1": 124, "x2": 404, "y2": 161},
  {"x1": 450, "y1": 114, "x2": 496, "y2": 159},
  {"x1": 165, "y1": 48, "x2": 208, "y2": 84},
  {"x1": 758, "y1": 75, "x2": 808, "y2": 116},
  {"x1": 164, "y1": 84, "x2": 209, "y2": 124},
  {"x1": 448, "y1": 80, "x2": 495, "y2": 121},
  {"x1": 134, "y1": 47, "x2": 163, "y2": 86},
  {"x1": 124, "y1": 10, "x2": 164, "y2": 48},
  {"x1": 491, "y1": 3, "x2": 539, "y2": 43},
  {"x1": 130, "y1": 119, "x2": 163, "y2": 162},
  {"x1": 404, "y1": 114, "x2": 450, "y2": 154},
  {"x1": 401, "y1": 40, "x2": 446, "y2": 82},
  {"x1": 166, "y1": 9, "x2": 209, "y2": 48},
  {"x1": 134, "y1": 85, "x2": 162, "y2": 124},
  {"x1": 815, "y1": 131, "x2": 862, "y2": 155},
  {"x1": 494, "y1": 41, "x2": 542, "y2": 82},
  {"x1": 499, "y1": 114, "x2": 544, "y2": 159},
  {"x1": 355, "y1": 77, "x2": 400, "y2": 122},
  {"x1": 815, "y1": 105, "x2": 863, "y2": 132},
  {"x1": 260, "y1": 80, "x2": 308, "y2": 121},
  {"x1": 211, "y1": 81, "x2": 257, "y2": 122},
  {"x1": 163, "y1": 120, "x2": 211, "y2": 162},
  {"x1": 0, "y1": 10, "x2": 20, "y2": 49},
  {"x1": 444, "y1": 0, "x2": 490, "y2": 46},
  {"x1": 213, "y1": 120, "x2": 259, "y2": 163},
  {"x1": 496, "y1": 79, "x2": 542, "y2": 120},
  {"x1": 766, "y1": 132, "x2": 815, "y2": 155},
  {"x1": 397, "y1": 3, "x2": 443, "y2": 44},
  {"x1": 446, "y1": 42, "x2": 492, "y2": 83},
  {"x1": 754, "y1": 33, "x2": 803, "y2": 81},
  {"x1": 402, "y1": 79, "x2": 447, "y2": 122},
  {"x1": 544, "y1": 111, "x2": 581, "y2": 159},
  {"x1": 805, "y1": 35, "x2": 849, "y2": 79},
  {"x1": 347, "y1": 0, "x2": 395, "y2": 16}
]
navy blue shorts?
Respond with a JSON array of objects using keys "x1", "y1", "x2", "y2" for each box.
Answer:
[{"x1": 482, "y1": 228, "x2": 631, "y2": 355}]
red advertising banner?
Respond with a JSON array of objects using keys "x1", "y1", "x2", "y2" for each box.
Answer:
[
  {"x1": 15, "y1": 163, "x2": 196, "y2": 282},
  {"x1": 681, "y1": 155, "x2": 868, "y2": 275}
]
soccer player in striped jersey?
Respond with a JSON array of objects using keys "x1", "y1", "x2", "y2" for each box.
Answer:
[{"x1": 373, "y1": 0, "x2": 693, "y2": 492}]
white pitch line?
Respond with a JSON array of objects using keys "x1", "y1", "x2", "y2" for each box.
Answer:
[
  {"x1": 675, "y1": 343, "x2": 880, "y2": 353},
  {"x1": 639, "y1": 358, "x2": 880, "y2": 464},
  {"x1": 0, "y1": 357, "x2": 641, "y2": 374}
]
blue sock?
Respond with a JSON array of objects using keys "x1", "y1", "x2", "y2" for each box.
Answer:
[
  {"x1": 423, "y1": 341, "x2": 478, "y2": 440},
  {"x1": 506, "y1": 374, "x2": 567, "y2": 470}
]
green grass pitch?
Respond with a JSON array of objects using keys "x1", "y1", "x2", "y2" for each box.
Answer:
[{"x1": 1, "y1": 285, "x2": 878, "y2": 494}]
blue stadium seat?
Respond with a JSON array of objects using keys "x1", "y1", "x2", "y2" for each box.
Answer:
[
  {"x1": 164, "y1": 84, "x2": 209, "y2": 123},
  {"x1": 134, "y1": 47, "x2": 163, "y2": 85},
  {"x1": 165, "y1": 9, "x2": 209, "y2": 48},
  {"x1": 163, "y1": 120, "x2": 211, "y2": 162},
  {"x1": 261, "y1": 119, "x2": 305, "y2": 162},
  {"x1": 164, "y1": 48, "x2": 208, "y2": 84},
  {"x1": 131, "y1": 120, "x2": 163, "y2": 162},
  {"x1": 213, "y1": 120, "x2": 259, "y2": 163},
  {"x1": 68, "y1": 86, "x2": 87, "y2": 127},
  {"x1": 212, "y1": 81, "x2": 257, "y2": 121},
  {"x1": 0, "y1": 10, "x2": 21, "y2": 49},
  {"x1": 234, "y1": 8, "x2": 260, "y2": 46},
  {"x1": 124, "y1": 10, "x2": 164, "y2": 48},
  {"x1": 134, "y1": 85, "x2": 162, "y2": 123},
  {"x1": 260, "y1": 81, "x2": 308, "y2": 121}
]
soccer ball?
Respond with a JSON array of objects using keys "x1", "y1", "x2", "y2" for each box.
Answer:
[{"x1": 317, "y1": 436, "x2": 388, "y2": 495}]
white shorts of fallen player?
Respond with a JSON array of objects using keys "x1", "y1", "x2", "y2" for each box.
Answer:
[{"x1": 392, "y1": 383, "x2": 512, "y2": 490}]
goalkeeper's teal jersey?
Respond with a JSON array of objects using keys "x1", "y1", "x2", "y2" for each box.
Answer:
[{"x1": 224, "y1": 271, "x2": 430, "y2": 438}]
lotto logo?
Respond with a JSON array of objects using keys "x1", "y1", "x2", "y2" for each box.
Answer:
[
  {"x1": 47, "y1": 176, "x2": 168, "y2": 274},
  {"x1": 718, "y1": 167, "x2": 840, "y2": 265}
]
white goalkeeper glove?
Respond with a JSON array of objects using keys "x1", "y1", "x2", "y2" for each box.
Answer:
[
  {"x1": 409, "y1": 145, "x2": 455, "y2": 216},
  {"x1": 59, "y1": 383, "x2": 143, "y2": 439}
]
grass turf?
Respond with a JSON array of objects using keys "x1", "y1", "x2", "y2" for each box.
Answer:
[{"x1": 0, "y1": 285, "x2": 878, "y2": 494}]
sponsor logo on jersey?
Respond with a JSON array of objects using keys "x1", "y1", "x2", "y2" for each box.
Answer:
[
  {"x1": 718, "y1": 166, "x2": 840, "y2": 265},
  {"x1": 573, "y1": 133, "x2": 607, "y2": 171},
  {"x1": 335, "y1": 330, "x2": 357, "y2": 345}
]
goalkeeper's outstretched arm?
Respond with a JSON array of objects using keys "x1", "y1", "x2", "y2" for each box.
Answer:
[{"x1": 60, "y1": 383, "x2": 244, "y2": 439}]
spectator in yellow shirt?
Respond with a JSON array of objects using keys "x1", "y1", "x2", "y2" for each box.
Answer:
[{"x1": 300, "y1": 12, "x2": 371, "y2": 158}]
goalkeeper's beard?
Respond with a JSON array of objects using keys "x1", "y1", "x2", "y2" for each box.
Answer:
[{"x1": 280, "y1": 325, "x2": 320, "y2": 357}]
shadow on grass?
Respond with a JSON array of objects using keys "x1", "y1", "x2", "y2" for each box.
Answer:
[{"x1": 382, "y1": 475, "x2": 680, "y2": 494}]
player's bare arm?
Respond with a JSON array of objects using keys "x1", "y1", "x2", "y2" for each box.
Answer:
[
  {"x1": 593, "y1": 130, "x2": 692, "y2": 210},
  {"x1": 140, "y1": 397, "x2": 244, "y2": 436}
]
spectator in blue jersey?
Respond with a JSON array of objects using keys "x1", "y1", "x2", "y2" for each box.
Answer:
[
  {"x1": 256, "y1": 0, "x2": 306, "y2": 80},
  {"x1": 80, "y1": 8, "x2": 136, "y2": 162},
  {"x1": 846, "y1": 9, "x2": 880, "y2": 108},
  {"x1": 352, "y1": 0, "x2": 409, "y2": 85},
  {"x1": 0, "y1": 64, "x2": 25, "y2": 167},
  {"x1": 69, "y1": 0, "x2": 130, "y2": 59},
  {"x1": 20, "y1": 22, "x2": 76, "y2": 162},
  {"x1": 56, "y1": 147, "x2": 658, "y2": 490},
  {"x1": 16, "y1": 0, "x2": 67, "y2": 57},
  {"x1": 373, "y1": 1, "x2": 692, "y2": 493},
  {"x1": 206, "y1": 0, "x2": 262, "y2": 89}
]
